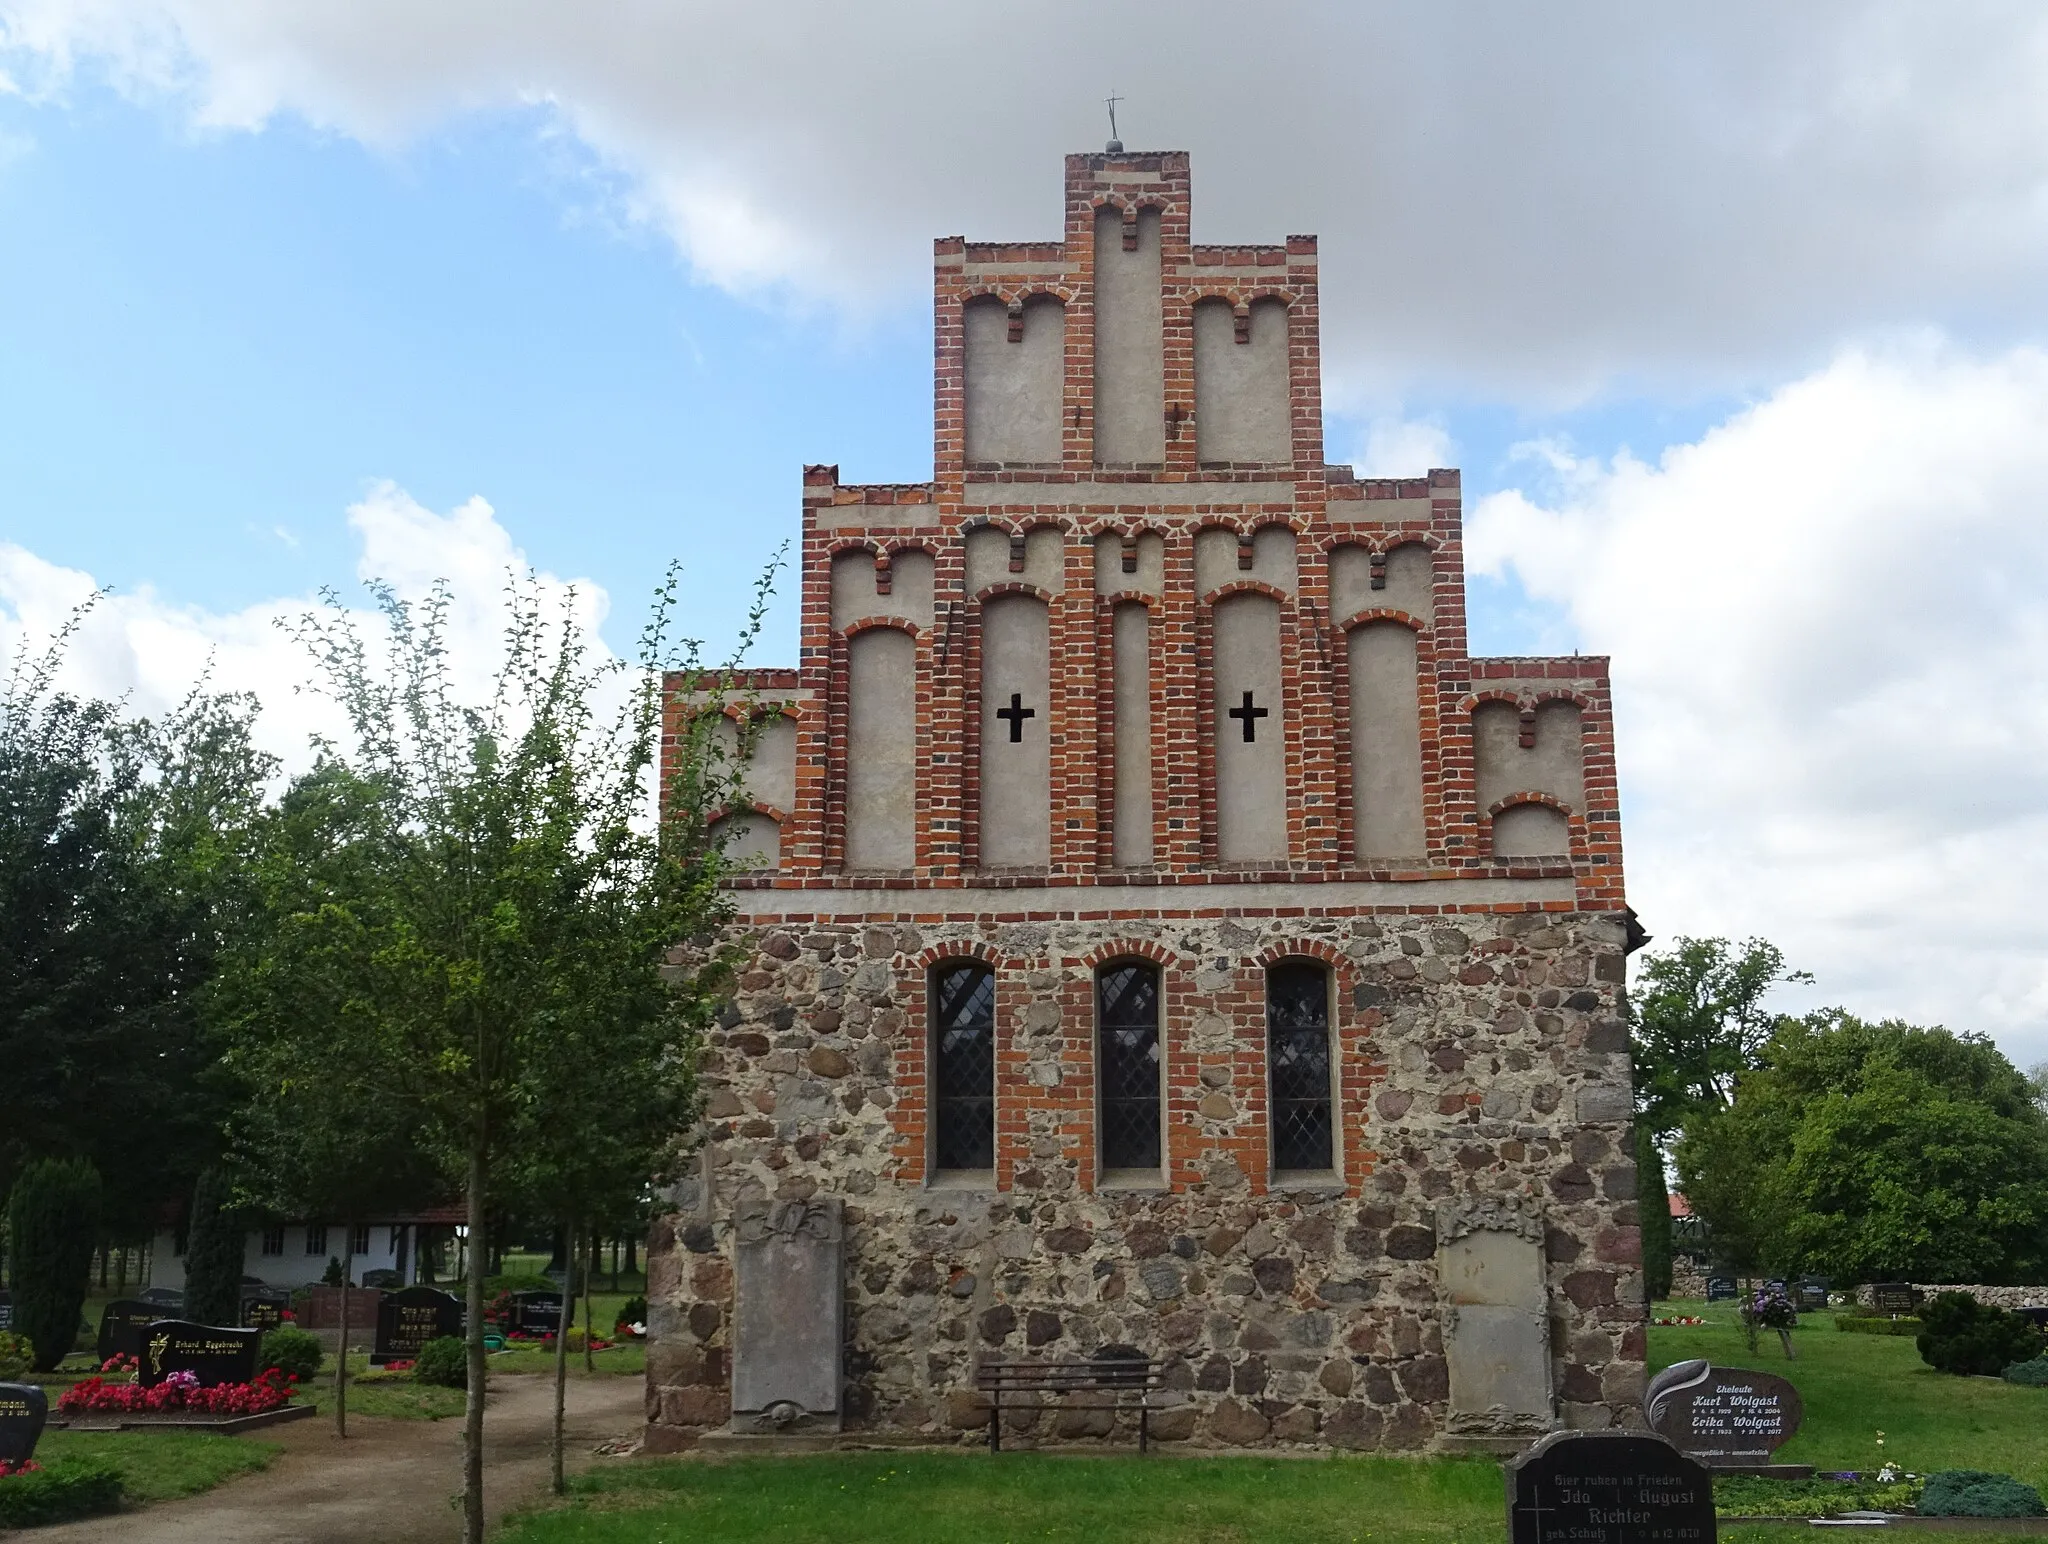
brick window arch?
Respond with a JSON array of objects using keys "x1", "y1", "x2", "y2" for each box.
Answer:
[
  {"x1": 1096, "y1": 960, "x2": 1162, "y2": 1173},
  {"x1": 930, "y1": 960, "x2": 996, "y2": 1173},
  {"x1": 1267, "y1": 960, "x2": 1335, "y2": 1174}
]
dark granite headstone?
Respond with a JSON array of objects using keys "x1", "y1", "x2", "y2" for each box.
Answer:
[
  {"x1": 509, "y1": 1291, "x2": 565, "y2": 1335},
  {"x1": 1796, "y1": 1276, "x2": 1829, "y2": 1311},
  {"x1": 360, "y1": 1269, "x2": 401, "y2": 1290},
  {"x1": 1871, "y1": 1283, "x2": 1921, "y2": 1314},
  {"x1": 2015, "y1": 1307, "x2": 2048, "y2": 1331},
  {"x1": 373, "y1": 1287, "x2": 464, "y2": 1365},
  {"x1": 1647, "y1": 1359, "x2": 1804, "y2": 1466},
  {"x1": 0, "y1": 1290, "x2": 12, "y2": 1330},
  {"x1": 239, "y1": 1287, "x2": 291, "y2": 1334},
  {"x1": 138, "y1": 1286, "x2": 184, "y2": 1309},
  {"x1": 0, "y1": 1384, "x2": 47, "y2": 1465},
  {"x1": 1507, "y1": 1430, "x2": 1716, "y2": 1544},
  {"x1": 138, "y1": 1321, "x2": 262, "y2": 1388},
  {"x1": 97, "y1": 1299, "x2": 162, "y2": 1364},
  {"x1": 1705, "y1": 1277, "x2": 1738, "y2": 1302}
]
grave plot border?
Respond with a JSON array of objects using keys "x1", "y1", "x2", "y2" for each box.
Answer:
[{"x1": 50, "y1": 1403, "x2": 318, "y2": 1435}]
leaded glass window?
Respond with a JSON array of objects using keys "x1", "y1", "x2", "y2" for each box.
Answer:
[
  {"x1": 1267, "y1": 962, "x2": 1334, "y2": 1172},
  {"x1": 1098, "y1": 962, "x2": 1161, "y2": 1171},
  {"x1": 932, "y1": 962, "x2": 995, "y2": 1171}
]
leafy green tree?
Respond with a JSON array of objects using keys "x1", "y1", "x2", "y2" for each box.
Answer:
[
  {"x1": 1632, "y1": 936, "x2": 1812, "y2": 1133},
  {"x1": 8, "y1": 1158, "x2": 101, "y2": 1370},
  {"x1": 182, "y1": 1169, "x2": 245, "y2": 1328},
  {"x1": 211, "y1": 568, "x2": 755, "y2": 1543},
  {"x1": 1677, "y1": 1012, "x2": 2048, "y2": 1284},
  {"x1": 1, "y1": 608, "x2": 271, "y2": 1237},
  {"x1": 1635, "y1": 1123, "x2": 1673, "y2": 1300}
]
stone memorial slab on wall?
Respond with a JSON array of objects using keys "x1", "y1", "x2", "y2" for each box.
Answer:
[
  {"x1": 139, "y1": 1322, "x2": 262, "y2": 1388},
  {"x1": 0, "y1": 1383, "x2": 48, "y2": 1465},
  {"x1": 1436, "y1": 1197, "x2": 1552, "y2": 1438},
  {"x1": 1507, "y1": 1430, "x2": 1716, "y2": 1544},
  {"x1": 1647, "y1": 1359, "x2": 1804, "y2": 1471},
  {"x1": 731, "y1": 1197, "x2": 842, "y2": 1431},
  {"x1": 374, "y1": 1287, "x2": 464, "y2": 1365}
]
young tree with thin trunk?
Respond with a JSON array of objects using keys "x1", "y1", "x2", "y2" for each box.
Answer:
[{"x1": 210, "y1": 566, "x2": 759, "y2": 1541}]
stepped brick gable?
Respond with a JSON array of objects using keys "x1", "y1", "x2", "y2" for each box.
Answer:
[{"x1": 646, "y1": 150, "x2": 1644, "y2": 1454}]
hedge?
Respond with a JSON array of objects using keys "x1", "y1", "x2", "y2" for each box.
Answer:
[
  {"x1": 1918, "y1": 1471, "x2": 2047, "y2": 1518},
  {"x1": 1834, "y1": 1314, "x2": 1923, "y2": 1336},
  {"x1": 0, "y1": 1464, "x2": 125, "y2": 1528}
]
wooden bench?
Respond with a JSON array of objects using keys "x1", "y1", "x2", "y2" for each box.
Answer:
[{"x1": 974, "y1": 1356, "x2": 1167, "y2": 1453}]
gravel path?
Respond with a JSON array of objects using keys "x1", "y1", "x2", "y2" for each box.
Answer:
[{"x1": 33, "y1": 1374, "x2": 645, "y2": 1544}]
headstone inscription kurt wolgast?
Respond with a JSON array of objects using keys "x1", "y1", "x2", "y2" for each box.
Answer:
[
  {"x1": 139, "y1": 1322, "x2": 262, "y2": 1388},
  {"x1": 1646, "y1": 1359, "x2": 1804, "y2": 1470},
  {"x1": 374, "y1": 1287, "x2": 464, "y2": 1365},
  {"x1": 0, "y1": 1383, "x2": 48, "y2": 1465},
  {"x1": 1507, "y1": 1430, "x2": 1716, "y2": 1544}
]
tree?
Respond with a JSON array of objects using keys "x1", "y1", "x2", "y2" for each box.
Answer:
[
  {"x1": 1677, "y1": 1011, "x2": 2048, "y2": 1284},
  {"x1": 1631, "y1": 936, "x2": 1812, "y2": 1134},
  {"x1": 212, "y1": 569, "x2": 753, "y2": 1542},
  {"x1": 8, "y1": 1158, "x2": 101, "y2": 1371},
  {"x1": 182, "y1": 1169, "x2": 245, "y2": 1328},
  {"x1": 0, "y1": 607, "x2": 271, "y2": 1237},
  {"x1": 1636, "y1": 1123, "x2": 1673, "y2": 1300},
  {"x1": 215, "y1": 761, "x2": 449, "y2": 1435}
]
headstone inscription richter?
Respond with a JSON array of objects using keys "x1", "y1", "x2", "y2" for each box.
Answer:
[
  {"x1": 139, "y1": 1322, "x2": 262, "y2": 1388},
  {"x1": 0, "y1": 1383, "x2": 48, "y2": 1465},
  {"x1": 1646, "y1": 1359, "x2": 1806, "y2": 1473},
  {"x1": 374, "y1": 1287, "x2": 464, "y2": 1365},
  {"x1": 97, "y1": 1300, "x2": 161, "y2": 1364},
  {"x1": 1507, "y1": 1430, "x2": 1716, "y2": 1544},
  {"x1": 731, "y1": 1196, "x2": 842, "y2": 1433}
]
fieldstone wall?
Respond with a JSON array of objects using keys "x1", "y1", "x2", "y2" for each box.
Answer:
[
  {"x1": 644, "y1": 906, "x2": 1647, "y2": 1452},
  {"x1": 1854, "y1": 1284, "x2": 2048, "y2": 1311}
]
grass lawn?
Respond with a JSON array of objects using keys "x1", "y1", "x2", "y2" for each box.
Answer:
[
  {"x1": 34, "y1": 1428, "x2": 279, "y2": 1503},
  {"x1": 494, "y1": 1303, "x2": 2048, "y2": 1544},
  {"x1": 1650, "y1": 1298, "x2": 2048, "y2": 1492}
]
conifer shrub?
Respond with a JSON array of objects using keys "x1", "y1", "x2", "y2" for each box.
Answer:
[
  {"x1": 6, "y1": 1158, "x2": 101, "y2": 1370},
  {"x1": 1916, "y1": 1292, "x2": 2046, "y2": 1377},
  {"x1": 181, "y1": 1170, "x2": 245, "y2": 1328},
  {"x1": 1918, "y1": 1471, "x2": 2047, "y2": 1518},
  {"x1": 413, "y1": 1335, "x2": 468, "y2": 1388},
  {"x1": 2003, "y1": 1356, "x2": 2048, "y2": 1387},
  {"x1": 260, "y1": 1325, "x2": 324, "y2": 1382}
]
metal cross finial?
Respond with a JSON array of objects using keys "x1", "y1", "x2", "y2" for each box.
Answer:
[{"x1": 1105, "y1": 92, "x2": 1124, "y2": 153}]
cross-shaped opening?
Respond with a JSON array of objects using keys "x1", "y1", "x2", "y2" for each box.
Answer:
[
  {"x1": 1227, "y1": 690, "x2": 1269, "y2": 743},
  {"x1": 996, "y1": 693, "x2": 1035, "y2": 743}
]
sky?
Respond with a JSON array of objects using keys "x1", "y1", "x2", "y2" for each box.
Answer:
[{"x1": 3, "y1": 2, "x2": 2048, "y2": 1073}]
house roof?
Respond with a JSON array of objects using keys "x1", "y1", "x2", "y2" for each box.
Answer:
[{"x1": 1669, "y1": 1192, "x2": 1694, "y2": 1218}]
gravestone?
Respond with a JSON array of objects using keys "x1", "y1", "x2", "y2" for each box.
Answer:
[
  {"x1": 1871, "y1": 1283, "x2": 1921, "y2": 1315},
  {"x1": 138, "y1": 1286, "x2": 184, "y2": 1309},
  {"x1": 1436, "y1": 1197, "x2": 1553, "y2": 1438},
  {"x1": 0, "y1": 1384, "x2": 48, "y2": 1465},
  {"x1": 373, "y1": 1287, "x2": 464, "y2": 1365},
  {"x1": 1647, "y1": 1359, "x2": 1805, "y2": 1471},
  {"x1": 360, "y1": 1269, "x2": 401, "y2": 1290},
  {"x1": 138, "y1": 1322, "x2": 262, "y2": 1388},
  {"x1": 97, "y1": 1300, "x2": 162, "y2": 1364},
  {"x1": 509, "y1": 1291, "x2": 565, "y2": 1336},
  {"x1": 0, "y1": 1289, "x2": 11, "y2": 1330},
  {"x1": 1507, "y1": 1429, "x2": 1716, "y2": 1544},
  {"x1": 239, "y1": 1287, "x2": 291, "y2": 1334},
  {"x1": 1705, "y1": 1277, "x2": 1738, "y2": 1303},
  {"x1": 731, "y1": 1196, "x2": 843, "y2": 1432},
  {"x1": 1795, "y1": 1276, "x2": 1829, "y2": 1312}
]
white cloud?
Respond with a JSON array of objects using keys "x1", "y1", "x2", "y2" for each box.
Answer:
[
  {"x1": 1351, "y1": 415, "x2": 1455, "y2": 478},
  {"x1": 7, "y1": 3, "x2": 2048, "y2": 397},
  {"x1": 1469, "y1": 338, "x2": 2048, "y2": 1070},
  {"x1": 0, "y1": 481, "x2": 613, "y2": 777}
]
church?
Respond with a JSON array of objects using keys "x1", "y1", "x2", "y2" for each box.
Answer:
[{"x1": 645, "y1": 148, "x2": 1645, "y2": 1454}]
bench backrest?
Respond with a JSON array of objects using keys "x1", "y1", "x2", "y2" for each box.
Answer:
[{"x1": 975, "y1": 1358, "x2": 1165, "y2": 1392}]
